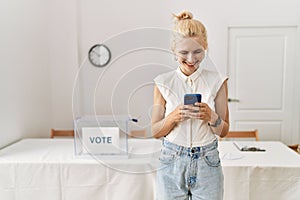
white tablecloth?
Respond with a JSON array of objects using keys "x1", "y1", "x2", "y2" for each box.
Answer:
[
  {"x1": 0, "y1": 139, "x2": 299, "y2": 200},
  {"x1": 219, "y1": 141, "x2": 300, "y2": 200}
]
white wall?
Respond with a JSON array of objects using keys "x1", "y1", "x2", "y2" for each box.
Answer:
[
  {"x1": 77, "y1": 0, "x2": 300, "y2": 75},
  {"x1": 47, "y1": 0, "x2": 78, "y2": 129},
  {"x1": 1, "y1": 0, "x2": 299, "y2": 147},
  {"x1": 75, "y1": 0, "x2": 300, "y2": 141},
  {"x1": 0, "y1": 0, "x2": 79, "y2": 148},
  {"x1": 0, "y1": 0, "x2": 52, "y2": 148}
]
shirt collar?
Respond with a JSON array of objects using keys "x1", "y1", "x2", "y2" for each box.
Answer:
[{"x1": 176, "y1": 67, "x2": 203, "y2": 83}]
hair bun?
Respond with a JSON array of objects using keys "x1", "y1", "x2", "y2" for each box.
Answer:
[{"x1": 173, "y1": 11, "x2": 193, "y2": 21}]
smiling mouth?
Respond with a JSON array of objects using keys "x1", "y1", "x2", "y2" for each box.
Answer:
[{"x1": 184, "y1": 61, "x2": 198, "y2": 68}]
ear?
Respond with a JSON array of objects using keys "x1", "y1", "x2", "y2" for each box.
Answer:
[{"x1": 205, "y1": 48, "x2": 209, "y2": 56}]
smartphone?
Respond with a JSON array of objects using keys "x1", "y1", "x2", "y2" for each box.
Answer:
[{"x1": 184, "y1": 94, "x2": 202, "y2": 105}]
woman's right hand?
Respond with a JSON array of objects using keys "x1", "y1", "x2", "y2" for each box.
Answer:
[
  {"x1": 152, "y1": 85, "x2": 191, "y2": 138},
  {"x1": 168, "y1": 104, "x2": 190, "y2": 124}
]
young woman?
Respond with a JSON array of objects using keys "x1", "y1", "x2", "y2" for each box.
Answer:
[{"x1": 151, "y1": 11, "x2": 229, "y2": 200}]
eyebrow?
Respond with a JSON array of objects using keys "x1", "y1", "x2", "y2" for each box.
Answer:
[
  {"x1": 179, "y1": 50, "x2": 188, "y2": 53},
  {"x1": 179, "y1": 49, "x2": 203, "y2": 53}
]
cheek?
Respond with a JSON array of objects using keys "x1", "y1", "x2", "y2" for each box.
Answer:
[
  {"x1": 177, "y1": 56, "x2": 186, "y2": 63},
  {"x1": 197, "y1": 53, "x2": 205, "y2": 62}
]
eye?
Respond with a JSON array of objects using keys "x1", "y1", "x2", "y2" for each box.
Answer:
[
  {"x1": 179, "y1": 51, "x2": 188, "y2": 55},
  {"x1": 194, "y1": 49, "x2": 203, "y2": 54}
]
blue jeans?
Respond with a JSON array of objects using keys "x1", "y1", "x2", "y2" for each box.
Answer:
[{"x1": 156, "y1": 139, "x2": 224, "y2": 200}]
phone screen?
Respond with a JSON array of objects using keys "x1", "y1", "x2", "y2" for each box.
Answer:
[{"x1": 184, "y1": 94, "x2": 202, "y2": 105}]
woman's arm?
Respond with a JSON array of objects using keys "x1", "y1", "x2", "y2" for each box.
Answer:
[
  {"x1": 209, "y1": 80, "x2": 230, "y2": 137},
  {"x1": 151, "y1": 85, "x2": 187, "y2": 138},
  {"x1": 192, "y1": 80, "x2": 230, "y2": 137}
]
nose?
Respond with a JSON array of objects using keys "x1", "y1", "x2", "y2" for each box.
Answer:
[{"x1": 186, "y1": 53, "x2": 196, "y2": 64}]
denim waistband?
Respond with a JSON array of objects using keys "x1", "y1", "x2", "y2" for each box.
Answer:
[{"x1": 162, "y1": 138, "x2": 218, "y2": 156}]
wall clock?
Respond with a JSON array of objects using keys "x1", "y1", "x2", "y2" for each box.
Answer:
[{"x1": 88, "y1": 44, "x2": 111, "y2": 67}]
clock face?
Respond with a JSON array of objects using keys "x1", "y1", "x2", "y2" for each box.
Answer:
[{"x1": 88, "y1": 44, "x2": 111, "y2": 67}]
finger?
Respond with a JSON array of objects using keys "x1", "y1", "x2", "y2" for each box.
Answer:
[
  {"x1": 199, "y1": 102, "x2": 207, "y2": 108},
  {"x1": 194, "y1": 102, "x2": 201, "y2": 107},
  {"x1": 188, "y1": 112, "x2": 200, "y2": 118},
  {"x1": 202, "y1": 114, "x2": 211, "y2": 121},
  {"x1": 181, "y1": 109, "x2": 189, "y2": 117},
  {"x1": 189, "y1": 106, "x2": 200, "y2": 112},
  {"x1": 186, "y1": 105, "x2": 194, "y2": 110},
  {"x1": 200, "y1": 107, "x2": 207, "y2": 112},
  {"x1": 180, "y1": 105, "x2": 189, "y2": 110},
  {"x1": 199, "y1": 113, "x2": 208, "y2": 119}
]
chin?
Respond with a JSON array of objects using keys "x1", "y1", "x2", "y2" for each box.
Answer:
[{"x1": 187, "y1": 66, "x2": 199, "y2": 72}]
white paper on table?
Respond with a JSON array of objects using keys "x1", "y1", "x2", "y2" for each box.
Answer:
[
  {"x1": 233, "y1": 142, "x2": 248, "y2": 151},
  {"x1": 82, "y1": 127, "x2": 120, "y2": 154},
  {"x1": 221, "y1": 152, "x2": 244, "y2": 160}
]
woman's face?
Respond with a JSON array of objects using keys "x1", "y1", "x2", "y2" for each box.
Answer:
[{"x1": 175, "y1": 37, "x2": 205, "y2": 76}]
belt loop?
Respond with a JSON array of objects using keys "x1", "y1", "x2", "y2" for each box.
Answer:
[{"x1": 176, "y1": 148, "x2": 181, "y2": 156}]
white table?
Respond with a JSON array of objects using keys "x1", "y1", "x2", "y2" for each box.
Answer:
[
  {"x1": 0, "y1": 138, "x2": 161, "y2": 200},
  {"x1": 0, "y1": 139, "x2": 299, "y2": 200},
  {"x1": 219, "y1": 141, "x2": 300, "y2": 200}
]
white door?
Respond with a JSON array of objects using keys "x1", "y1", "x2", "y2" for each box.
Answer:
[{"x1": 227, "y1": 26, "x2": 297, "y2": 143}]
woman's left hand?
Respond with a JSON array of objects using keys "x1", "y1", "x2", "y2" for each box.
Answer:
[{"x1": 187, "y1": 102, "x2": 212, "y2": 121}]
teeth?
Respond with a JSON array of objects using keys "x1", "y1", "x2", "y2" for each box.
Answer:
[{"x1": 183, "y1": 61, "x2": 198, "y2": 68}]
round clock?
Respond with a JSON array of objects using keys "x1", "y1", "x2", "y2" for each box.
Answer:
[{"x1": 88, "y1": 44, "x2": 111, "y2": 67}]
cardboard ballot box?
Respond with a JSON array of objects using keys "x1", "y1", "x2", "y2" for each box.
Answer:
[{"x1": 74, "y1": 115, "x2": 129, "y2": 157}]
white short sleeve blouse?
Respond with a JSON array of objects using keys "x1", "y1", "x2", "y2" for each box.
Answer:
[{"x1": 154, "y1": 67, "x2": 228, "y2": 147}]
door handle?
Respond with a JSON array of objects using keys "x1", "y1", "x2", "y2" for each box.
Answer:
[{"x1": 228, "y1": 98, "x2": 240, "y2": 103}]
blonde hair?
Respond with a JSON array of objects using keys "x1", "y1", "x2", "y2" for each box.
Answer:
[{"x1": 171, "y1": 11, "x2": 208, "y2": 51}]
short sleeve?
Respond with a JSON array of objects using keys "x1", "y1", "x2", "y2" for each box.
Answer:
[
  {"x1": 153, "y1": 72, "x2": 174, "y2": 101},
  {"x1": 215, "y1": 75, "x2": 228, "y2": 95}
]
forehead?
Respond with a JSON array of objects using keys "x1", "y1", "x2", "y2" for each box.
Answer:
[{"x1": 176, "y1": 37, "x2": 204, "y2": 51}]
